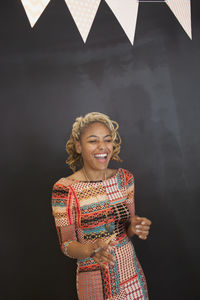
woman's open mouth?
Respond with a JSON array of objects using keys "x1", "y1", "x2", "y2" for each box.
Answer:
[{"x1": 94, "y1": 153, "x2": 108, "y2": 163}]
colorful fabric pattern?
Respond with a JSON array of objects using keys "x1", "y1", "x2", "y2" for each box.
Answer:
[{"x1": 51, "y1": 168, "x2": 149, "y2": 300}]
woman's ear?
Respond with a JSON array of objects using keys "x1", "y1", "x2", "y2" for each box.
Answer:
[{"x1": 74, "y1": 140, "x2": 81, "y2": 154}]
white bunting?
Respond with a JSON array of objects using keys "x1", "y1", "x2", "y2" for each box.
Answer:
[
  {"x1": 21, "y1": 0, "x2": 50, "y2": 27},
  {"x1": 166, "y1": 0, "x2": 192, "y2": 39},
  {"x1": 20, "y1": 0, "x2": 193, "y2": 44},
  {"x1": 105, "y1": 0, "x2": 139, "y2": 44},
  {"x1": 64, "y1": 0, "x2": 101, "y2": 43}
]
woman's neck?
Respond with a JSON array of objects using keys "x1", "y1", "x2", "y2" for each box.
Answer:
[{"x1": 82, "y1": 166, "x2": 107, "y2": 181}]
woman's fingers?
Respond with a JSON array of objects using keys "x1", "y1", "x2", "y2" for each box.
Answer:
[
  {"x1": 97, "y1": 249, "x2": 114, "y2": 263},
  {"x1": 136, "y1": 216, "x2": 152, "y2": 226},
  {"x1": 93, "y1": 254, "x2": 114, "y2": 268},
  {"x1": 135, "y1": 225, "x2": 150, "y2": 233},
  {"x1": 102, "y1": 250, "x2": 114, "y2": 263},
  {"x1": 132, "y1": 216, "x2": 152, "y2": 240},
  {"x1": 93, "y1": 257, "x2": 107, "y2": 269},
  {"x1": 92, "y1": 240, "x2": 115, "y2": 267},
  {"x1": 131, "y1": 224, "x2": 149, "y2": 235},
  {"x1": 94, "y1": 238, "x2": 116, "y2": 253},
  {"x1": 136, "y1": 225, "x2": 150, "y2": 230}
]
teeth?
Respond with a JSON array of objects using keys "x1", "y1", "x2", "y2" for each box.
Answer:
[{"x1": 94, "y1": 154, "x2": 107, "y2": 158}]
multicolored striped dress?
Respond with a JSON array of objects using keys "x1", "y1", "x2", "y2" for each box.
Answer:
[{"x1": 51, "y1": 168, "x2": 149, "y2": 300}]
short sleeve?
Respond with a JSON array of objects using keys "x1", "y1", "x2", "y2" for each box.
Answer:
[
  {"x1": 124, "y1": 170, "x2": 135, "y2": 218},
  {"x1": 51, "y1": 182, "x2": 77, "y2": 258}
]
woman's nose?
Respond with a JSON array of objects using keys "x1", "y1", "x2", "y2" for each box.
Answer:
[{"x1": 98, "y1": 141, "x2": 106, "y2": 150}]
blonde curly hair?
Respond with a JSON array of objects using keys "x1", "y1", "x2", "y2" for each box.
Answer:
[{"x1": 65, "y1": 112, "x2": 122, "y2": 172}]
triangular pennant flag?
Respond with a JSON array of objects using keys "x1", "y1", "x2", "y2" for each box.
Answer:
[
  {"x1": 21, "y1": 0, "x2": 50, "y2": 27},
  {"x1": 166, "y1": 0, "x2": 192, "y2": 39},
  {"x1": 64, "y1": 0, "x2": 101, "y2": 43},
  {"x1": 105, "y1": 0, "x2": 139, "y2": 44}
]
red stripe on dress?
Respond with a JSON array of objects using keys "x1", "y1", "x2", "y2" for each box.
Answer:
[
  {"x1": 121, "y1": 274, "x2": 137, "y2": 285},
  {"x1": 79, "y1": 264, "x2": 99, "y2": 271},
  {"x1": 69, "y1": 186, "x2": 81, "y2": 227},
  {"x1": 67, "y1": 188, "x2": 72, "y2": 225}
]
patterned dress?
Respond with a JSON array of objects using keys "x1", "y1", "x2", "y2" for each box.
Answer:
[{"x1": 51, "y1": 168, "x2": 149, "y2": 300}]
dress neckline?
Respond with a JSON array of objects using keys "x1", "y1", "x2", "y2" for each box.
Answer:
[{"x1": 68, "y1": 168, "x2": 121, "y2": 184}]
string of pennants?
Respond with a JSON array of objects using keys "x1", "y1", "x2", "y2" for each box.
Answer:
[{"x1": 20, "y1": 0, "x2": 192, "y2": 44}]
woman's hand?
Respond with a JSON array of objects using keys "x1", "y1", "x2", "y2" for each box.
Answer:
[
  {"x1": 85, "y1": 239, "x2": 115, "y2": 269},
  {"x1": 127, "y1": 215, "x2": 152, "y2": 240}
]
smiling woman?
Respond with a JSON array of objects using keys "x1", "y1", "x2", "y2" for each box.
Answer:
[
  {"x1": 51, "y1": 112, "x2": 152, "y2": 300},
  {"x1": 65, "y1": 112, "x2": 122, "y2": 174},
  {"x1": 73, "y1": 122, "x2": 117, "y2": 176}
]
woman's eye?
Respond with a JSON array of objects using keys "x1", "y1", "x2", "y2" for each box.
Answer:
[{"x1": 88, "y1": 140, "x2": 112, "y2": 143}]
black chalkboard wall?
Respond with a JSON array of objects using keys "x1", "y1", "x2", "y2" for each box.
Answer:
[{"x1": 1, "y1": 1, "x2": 199, "y2": 299}]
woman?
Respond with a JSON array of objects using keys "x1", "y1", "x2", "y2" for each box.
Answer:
[{"x1": 51, "y1": 112, "x2": 151, "y2": 299}]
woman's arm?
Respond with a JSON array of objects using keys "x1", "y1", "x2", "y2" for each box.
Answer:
[
  {"x1": 51, "y1": 182, "x2": 80, "y2": 258},
  {"x1": 124, "y1": 170, "x2": 152, "y2": 239},
  {"x1": 51, "y1": 182, "x2": 114, "y2": 267},
  {"x1": 63, "y1": 240, "x2": 93, "y2": 259}
]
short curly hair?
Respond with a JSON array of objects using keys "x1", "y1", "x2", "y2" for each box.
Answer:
[{"x1": 65, "y1": 112, "x2": 122, "y2": 172}]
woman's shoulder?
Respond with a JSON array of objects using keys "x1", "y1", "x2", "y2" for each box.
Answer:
[
  {"x1": 120, "y1": 168, "x2": 134, "y2": 177},
  {"x1": 120, "y1": 168, "x2": 135, "y2": 185},
  {"x1": 66, "y1": 169, "x2": 84, "y2": 181},
  {"x1": 53, "y1": 170, "x2": 83, "y2": 188},
  {"x1": 53, "y1": 177, "x2": 73, "y2": 189}
]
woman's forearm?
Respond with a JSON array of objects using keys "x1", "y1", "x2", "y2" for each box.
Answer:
[{"x1": 63, "y1": 241, "x2": 94, "y2": 259}]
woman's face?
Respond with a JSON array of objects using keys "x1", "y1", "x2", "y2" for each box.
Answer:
[{"x1": 75, "y1": 122, "x2": 114, "y2": 172}]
